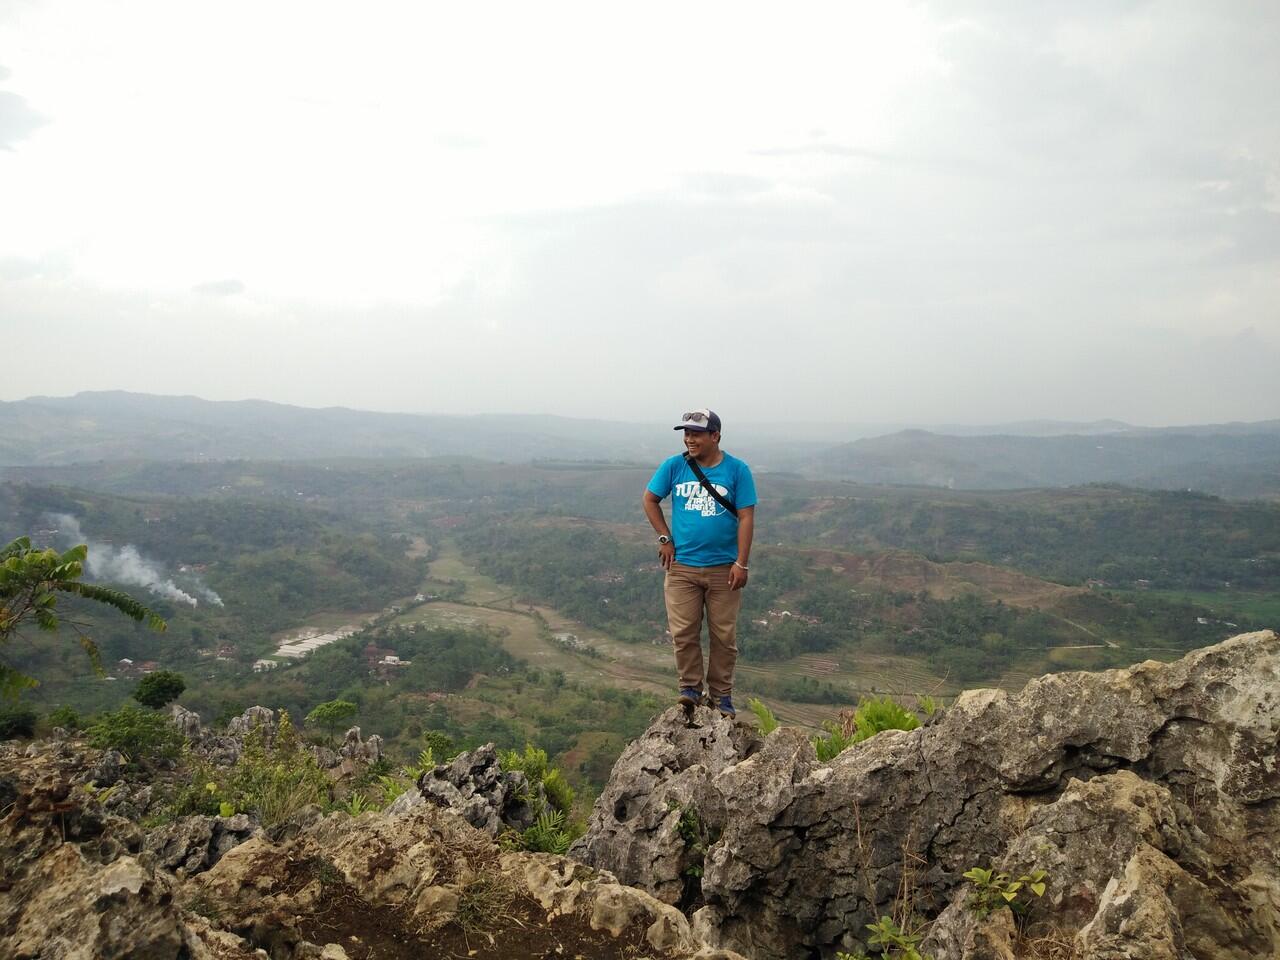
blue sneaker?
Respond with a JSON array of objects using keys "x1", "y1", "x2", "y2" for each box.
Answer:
[
  {"x1": 678, "y1": 687, "x2": 704, "y2": 708},
  {"x1": 715, "y1": 695, "x2": 736, "y2": 718}
]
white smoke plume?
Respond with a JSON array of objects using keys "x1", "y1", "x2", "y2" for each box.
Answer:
[
  {"x1": 46, "y1": 513, "x2": 203, "y2": 608},
  {"x1": 192, "y1": 582, "x2": 225, "y2": 608}
]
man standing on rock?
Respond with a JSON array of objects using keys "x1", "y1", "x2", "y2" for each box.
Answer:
[{"x1": 642, "y1": 409, "x2": 756, "y2": 718}]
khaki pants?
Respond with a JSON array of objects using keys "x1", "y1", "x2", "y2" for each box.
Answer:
[{"x1": 664, "y1": 562, "x2": 742, "y2": 697}]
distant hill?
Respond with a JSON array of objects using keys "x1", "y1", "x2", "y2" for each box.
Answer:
[
  {"x1": 2, "y1": 391, "x2": 1278, "y2": 497},
  {"x1": 808, "y1": 426, "x2": 1280, "y2": 498},
  {"x1": 0, "y1": 391, "x2": 671, "y2": 465}
]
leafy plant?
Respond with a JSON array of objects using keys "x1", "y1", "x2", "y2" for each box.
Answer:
[
  {"x1": 916, "y1": 695, "x2": 942, "y2": 718},
  {"x1": 133, "y1": 670, "x2": 186, "y2": 709},
  {"x1": 747, "y1": 697, "x2": 780, "y2": 734},
  {"x1": 218, "y1": 800, "x2": 236, "y2": 817},
  {"x1": 836, "y1": 914, "x2": 932, "y2": 960},
  {"x1": 812, "y1": 697, "x2": 920, "y2": 761},
  {"x1": 422, "y1": 730, "x2": 456, "y2": 760},
  {"x1": 86, "y1": 704, "x2": 183, "y2": 766},
  {"x1": 667, "y1": 799, "x2": 719, "y2": 879},
  {"x1": 46, "y1": 704, "x2": 81, "y2": 731},
  {"x1": 520, "y1": 809, "x2": 572, "y2": 854},
  {"x1": 226, "y1": 710, "x2": 330, "y2": 825},
  {"x1": 0, "y1": 536, "x2": 165, "y2": 699},
  {"x1": 540, "y1": 767, "x2": 575, "y2": 815},
  {"x1": 343, "y1": 791, "x2": 376, "y2": 816},
  {"x1": 812, "y1": 719, "x2": 859, "y2": 761},
  {"x1": 0, "y1": 705, "x2": 37, "y2": 739},
  {"x1": 377, "y1": 774, "x2": 408, "y2": 804},
  {"x1": 402, "y1": 746, "x2": 436, "y2": 780},
  {"x1": 963, "y1": 865, "x2": 1048, "y2": 919},
  {"x1": 853, "y1": 697, "x2": 920, "y2": 740}
]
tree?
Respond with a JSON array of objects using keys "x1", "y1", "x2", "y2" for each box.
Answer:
[
  {"x1": 305, "y1": 699, "x2": 358, "y2": 743},
  {"x1": 133, "y1": 670, "x2": 186, "y2": 709},
  {"x1": 0, "y1": 537, "x2": 166, "y2": 699}
]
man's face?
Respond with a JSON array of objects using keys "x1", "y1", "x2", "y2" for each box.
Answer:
[{"x1": 683, "y1": 429, "x2": 720, "y2": 456}]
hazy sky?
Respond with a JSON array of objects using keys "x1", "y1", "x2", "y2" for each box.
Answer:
[{"x1": 2, "y1": 1, "x2": 1278, "y2": 426}]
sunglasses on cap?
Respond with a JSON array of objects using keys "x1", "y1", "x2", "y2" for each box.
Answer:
[{"x1": 681, "y1": 411, "x2": 710, "y2": 425}]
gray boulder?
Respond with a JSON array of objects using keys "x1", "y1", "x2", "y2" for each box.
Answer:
[
  {"x1": 144, "y1": 814, "x2": 260, "y2": 876},
  {"x1": 166, "y1": 703, "x2": 203, "y2": 740},
  {"x1": 575, "y1": 630, "x2": 1280, "y2": 960},
  {"x1": 569, "y1": 704, "x2": 762, "y2": 905},
  {"x1": 225, "y1": 705, "x2": 276, "y2": 742},
  {"x1": 395, "y1": 744, "x2": 542, "y2": 836}
]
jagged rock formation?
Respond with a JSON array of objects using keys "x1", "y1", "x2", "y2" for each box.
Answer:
[
  {"x1": 575, "y1": 630, "x2": 1280, "y2": 960},
  {"x1": 0, "y1": 721, "x2": 744, "y2": 959},
  {"x1": 386, "y1": 743, "x2": 544, "y2": 834}
]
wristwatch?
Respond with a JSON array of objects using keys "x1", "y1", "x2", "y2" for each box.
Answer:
[{"x1": 658, "y1": 535, "x2": 672, "y2": 545}]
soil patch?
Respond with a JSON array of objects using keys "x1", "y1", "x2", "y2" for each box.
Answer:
[{"x1": 293, "y1": 874, "x2": 655, "y2": 960}]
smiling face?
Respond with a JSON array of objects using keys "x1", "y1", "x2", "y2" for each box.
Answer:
[{"x1": 683, "y1": 428, "x2": 721, "y2": 461}]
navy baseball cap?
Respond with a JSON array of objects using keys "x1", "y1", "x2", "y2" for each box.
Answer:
[{"x1": 673, "y1": 408, "x2": 722, "y2": 433}]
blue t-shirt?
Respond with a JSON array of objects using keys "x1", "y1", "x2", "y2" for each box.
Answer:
[{"x1": 646, "y1": 452, "x2": 757, "y2": 567}]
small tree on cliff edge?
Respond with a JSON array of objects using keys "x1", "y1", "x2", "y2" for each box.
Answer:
[
  {"x1": 306, "y1": 699, "x2": 358, "y2": 744},
  {"x1": 0, "y1": 536, "x2": 167, "y2": 700}
]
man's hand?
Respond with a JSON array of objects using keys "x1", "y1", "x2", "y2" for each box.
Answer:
[
  {"x1": 728, "y1": 563, "x2": 749, "y2": 591},
  {"x1": 658, "y1": 542, "x2": 675, "y2": 570}
]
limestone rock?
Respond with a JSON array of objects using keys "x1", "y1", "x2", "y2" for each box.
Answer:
[
  {"x1": 167, "y1": 703, "x2": 203, "y2": 740},
  {"x1": 144, "y1": 814, "x2": 260, "y2": 876},
  {"x1": 569, "y1": 704, "x2": 762, "y2": 905},
  {"x1": 578, "y1": 630, "x2": 1280, "y2": 960},
  {"x1": 404, "y1": 743, "x2": 543, "y2": 836},
  {"x1": 226, "y1": 705, "x2": 276, "y2": 741}
]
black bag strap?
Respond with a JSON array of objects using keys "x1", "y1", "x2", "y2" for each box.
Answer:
[{"x1": 683, "y1": 452, "x2": 738, "y2": 517}]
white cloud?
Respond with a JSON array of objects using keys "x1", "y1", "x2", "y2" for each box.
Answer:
[{"x1": 0, "y1": 1, "x2": 1277, "y2": 425}]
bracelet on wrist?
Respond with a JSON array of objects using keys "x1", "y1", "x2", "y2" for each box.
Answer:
[{"x1": 733, "y1": 561, "x2": 749, "y2": 571}]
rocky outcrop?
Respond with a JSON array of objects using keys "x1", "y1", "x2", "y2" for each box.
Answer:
[
  {"x1": 387, "y1": 743, "x2": 544, "y2": 835},
  {"x1": 1, "y1": 737, "x2": 743, "y2": 960},
  {"x1": 576, "y1": 630, "x2": 1280, "y2": 960},
  {"x1": 144, "y1": 813, "x2": 261, "y2": 876},
  {"x1": 569, "y1": 704, "x2": 763, "y2": 905}
]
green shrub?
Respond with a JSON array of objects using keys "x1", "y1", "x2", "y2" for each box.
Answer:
[
  {"x1": 812, "y1": 697, "x2": 920, "y2": 761},
  {"x1": 422, "y1": 730, "x2": 456, "y2": 759},
  {"x1": 86, "y1": 704, "x2": 183, "y2": 765},
  {"x1": 963, "y1": 866, "x2": 1047, "y2": 918},
  {"x1": 133, "y1": 670, "x2": 186, "y2": 709},
  {"x1": 852, "y1": 697, "x2": 920, "y2": 741},
  {"x1": 812, "y1": 720, "x2": 859, "y2": 762},
  {"x1": 837, "y1": 915, "x2": 932, "y2": 960},
  {"x1": 226, "y1": 710, "x2": 330, "y2": 825},
  {"x1": 519, "y1": 809, "x2": 572, "y2": 854},
  {"x1": 499, "y1": 743, "x2": 550, "y2": 782},
  {"x1": 46, "y1": 705, "x2": 81, "y2": 731},
  {"x1": 0, "y1": 705, "x2": 37, "y2": 739},
  {"x1": 541, "y1": 768, "x2": 575, "y2": 815}
]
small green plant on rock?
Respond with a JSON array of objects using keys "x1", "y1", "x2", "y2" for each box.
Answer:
[
  {"x1": 342, "y1": 791, "x2": 377, "y2": 816},
  {"x1": 747, "y1": 697, "x2": 780, "y2": 734},
  {"x1": 837, "y1": 914, "x2": 933, "y2": 960},
  {"x1": 667, "y1": 799, "x2": 719, "y2": 879},
  {"x1": 813, "y1": 697, "x2": 921, "y2": 761},
  {"x1": 520, "y1": 809, "x2": 572, "y2": 854},
  {"x1": 963, "y1": 865, "x2": 1048, "y2": 919}
]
